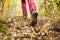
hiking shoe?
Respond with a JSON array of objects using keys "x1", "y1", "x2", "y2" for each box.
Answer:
[
  {"x1": 30, "y1": 12, "x2": 38, "y2": 27},
  {"x1": 23, "y1": 13, "x2": 27, "y2": 19}
]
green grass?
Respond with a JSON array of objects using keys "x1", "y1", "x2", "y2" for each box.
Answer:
[
  {"x1": 0, "y1": 18, "x2": 7, "y2": 24},
  {"x1": 0, "y1": 18, "x2": 8, "y2": 33}
]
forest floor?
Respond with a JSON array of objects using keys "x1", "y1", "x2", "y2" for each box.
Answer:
[{"x1": 0, "y1": 16, "x2": 60, "y2": 40}]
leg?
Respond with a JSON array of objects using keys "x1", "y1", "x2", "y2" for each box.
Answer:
[
  {"x1": 22, "y1": 0, "x2": 27, "y2": 19},
  {"x1": 28, "y1": 0, "x2": 38, "y2": 19},
  {"x1": 28, "y1": 0, "x2": 38, "y2": 27},
  {"x1": 28, "y1": 0, "x2": 36, "y2": 14}
]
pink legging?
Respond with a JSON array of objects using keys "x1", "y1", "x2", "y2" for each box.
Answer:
[{"x1": 22, "y1": 0, "x2": 36, "y2": 14}]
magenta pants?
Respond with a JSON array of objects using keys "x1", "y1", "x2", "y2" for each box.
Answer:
[{"x1": 22, "y1": 0, "x2": 36, "y2": 14}]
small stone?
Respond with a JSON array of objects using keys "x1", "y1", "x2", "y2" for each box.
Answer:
[
  {"x1": 12, "y1": 32, "x2": 17, "y2": 37},
  {"x1": 7, "y1": 18, "x2": 12, "y2": 22},
  {"x1": 24, "y1": 35, "x2": 31, "y2": 38},
  {"x1": 34, "y1": 28, "x2": 40, "y2": 33},
  {"x1": 10, "y1": 23, "x2": 13, "y2": 26},
  {"x1": 41, "y1": 32, "x2": 46, "y2": 36}
]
